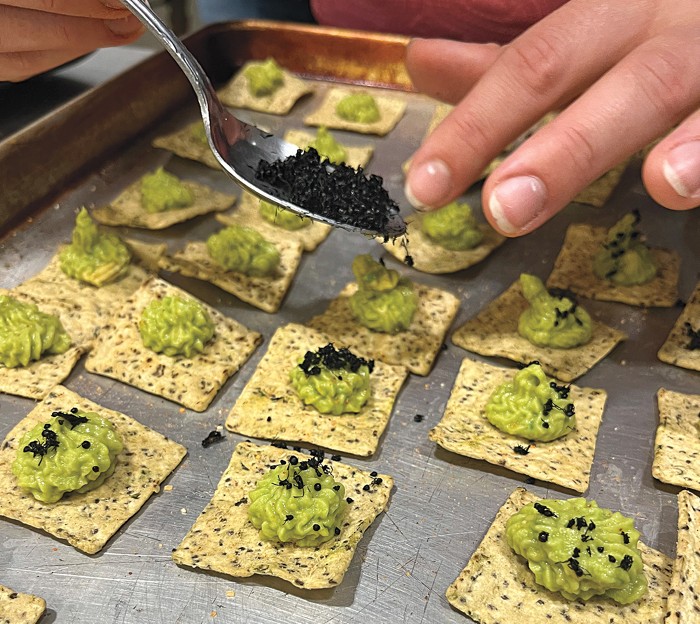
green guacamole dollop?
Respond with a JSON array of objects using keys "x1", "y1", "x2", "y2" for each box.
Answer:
[
  {"x1": 335, "y1": 92, "x2": 381, "y2": 124},
  {"x1": 518, "y1": 274, "x2": 592, "y2": 349},
  {"x1": 0, "y1": 295, "x2": 71, "y2": 368},
  {"x1": 12, "y1": 409, "x2": 124, "y2": 504},
  {"x1": 485, "y1": 362, "x2": 576, "y2": 442},
  {"x1": 593, "y1": 211, "x2": 657, "y2": 286},
  {"x1": 259, "y1": 200, "x2": 310, "y2": 231},
  {"x1": 139, "y1": 295, "x2": 215, "y2": 358},
  {"x1": 421, "y1": 201, "x2": 484, "y2": 251},
  {"x1": 243, "y1": 57, "x2": 285, "y2": 97},
  {"x1": 290, "y1": 343, "x2": 374, "y2": 415},
  {"x1": 206, "y1": 224, "x2": 280, "y2": 277},
  {"x1": 140, "y1": 167, "x2": 194, "y2": 214},
  {"x1": 506, "y1": 497, "x2": 648, "y2": 604},
  {"x1": 308, "y1": 127, "x2": 348, "y2": 165},
  {"x1": 190, "y1": 122, "x2": 209, "y2": 145},
  {"x1": 248, "y1": 456, "x2": 347, "y2": 547},
  {"x1": 349, "y1": 254, "x2": 418, "y2": 334},
  {"x1": 59, "y1": 208, "x2": 131, "y2": 287}
]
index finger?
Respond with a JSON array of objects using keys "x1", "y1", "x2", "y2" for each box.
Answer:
[{"x1": 1, "y1": 0, "x2": 133, "y2": 18}]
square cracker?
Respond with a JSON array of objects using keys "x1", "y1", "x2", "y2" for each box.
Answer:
[
  {"x1": 304, "y1": 87, "x2": 407, "y2": 136},
  {"x1": 658, "y1": 281, "x2": 700, "y2": 372},
  {"x1": 307, "y1": 281, "x2": 459, "y2": 376},
  {"x1": 429, "y1": 358, "x2": 606, "y2": 492},
  {"x1": 381, "y1": 215, "x2": 506, "y2": 274},
  {"x1": 446, "y1": 487, "x2": 673, "y2": 624},
  {"x1": 172, "y1": 441, "x2": 393, "y2": 589},
  {"x1": 152, "y1": 121, "x2": 220, "y2": 170},
  {"x1": 0, "y1": 584, "x2": 45, "y2": 624},
  {"x1": 85, "y1": 277, "x2": 261, "y2": 412},
  {"x1": 547, "y1": 223, "x2": 680, "y2": 307},
  {"x1": 451, "y1": 280, "x2": 626, "y2": 382},
  {"x1": 91, "y1": 177, "x2": 235, "y2": 230},
  {"x1": 0, "y1": 385, "x2": 186, "y2": 554},
  {"x1": 666, "y1": 490, "x2": 700, "y2": 624},
  {"x1": 158, "y1": 234, "x2": 303, "y2": 314},
  {"x1": 283, "y1": 128, "x2": 374, "y2": 170},
  {"x1": 218, "y1": 61, "x2": 314, "y2": 115},
  {"x1": 226, "y1": 323, "x2": 408, "y2": 457},
  {"x1": 652, "y1": 388, "x2": 700, "y2": 491},
  {"x1": 216, "y1": 190, "x2": 331, "y2": 252}
]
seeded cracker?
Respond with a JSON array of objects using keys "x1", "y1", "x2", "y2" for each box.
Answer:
[
  {"x1": 381, "y1": 214, "x2": 506, "y2": 274},
  {"x1": 283, "y1": 128, "x2": 374, "y2": 170},
  {"x1": 446, "y1": 488, "x2": 672, "y2": 624},
  {"x1": 652, "y1": 389, "x2": 700, "y2": 491},
  {"x1": 91, "y1": 178, "x2": 235, "y2": 229},
  {"x1": 304, "y1": 87, "x2": 407, "y2": 136},
  {"x1": 451, "y1": 280, "x2": 626, "y2": 382},
  {"x1": 218, "y1": 61, "x2": 313, "y2": 115},
  {"x1": 308, "y1": 281, "x2": 459, "y2": 376},
  {"x1": 658, "y1": 281, "x2": 700, "y2": 372},
  {"x1": 85, "y1": 277, "x2": 261, "y2": 411},
  {"x1": 666, "y1": 490, "x2": 700, "y2": 623},
  {"x1": 172, "y1": 441, "x2": 392, "y2": 588},
  {"x1": 226, "y1": 324, "x2": 408, "y2": 456},
  {"x1": 0, "y1": 584, "x2": 45, "y2": 624},
  {"x1": 429, "y1": 358, "x2": 606, "y2": 492},
  {"x1": 152, "y1": 120, "x2": 221, "y2": 170},
  {"x1": 547, "y1": 223, "x2": 680, "y2": 307},
  {"x1": 216, "y1": 190, "x2": 331, "y2": 252},
  {"x1": 0, "y1": 385, "x2": 186, "y2": 554}
]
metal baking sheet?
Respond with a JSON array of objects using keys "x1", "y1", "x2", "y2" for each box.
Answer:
[{"x1": 1, "y1": 21, "x2": 698, "y2": 624}]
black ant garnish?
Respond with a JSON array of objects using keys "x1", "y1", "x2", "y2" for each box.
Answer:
[
  {"x1": 298, "y1": 343, "x2": 374, "y2": 376},
  {"x1": 534, "y1": 503, "x2": 557, "y2": 518},
  {"x1": 201, "y1": 430, "x2": 225, "y2": 448},
  {"x1": 513, "y1": 444, "x2": 531, "y2": 455},
  {"x1": 619, "y1": 555, "x2": 634, "y2": 571},
  {"x1": 52, "y1": 409, "x2": 88, "y2": 429}
]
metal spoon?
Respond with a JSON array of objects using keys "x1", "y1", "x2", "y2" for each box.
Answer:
[{"x1": 120, "y1": 0, "x2": 406, "y2": 237}]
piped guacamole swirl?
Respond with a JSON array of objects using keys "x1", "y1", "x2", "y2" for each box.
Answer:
[
  {"x1": 335, "y1": 92, "x2": 380, "y2": 124},
  {"x1": 308, "y1": 126, "x2": 348, "y2": 165},
  {"x1": 140, "y1": 168, "x2": 194, "y2": 214},
  {"x1": 421, "y1": 201, "x2": 484, "y2": 251},
  {"x1": 59, "y1": 208, "x2": 131, "y2": 287},
  {"x1": 206, "y1": 224, "x2": 280, "y2": 277},
  {"x1": 243, "y1": 57, "x2": 284, "y2": 97},
  {"x1": 506, "y1": 497, "x2": 647, "y2": 604},
  {"x1": 518, "y1": 274, "x2": 592, "y2": 349}
]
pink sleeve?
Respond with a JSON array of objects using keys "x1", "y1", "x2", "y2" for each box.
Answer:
[{"x1": 309, "y1": 0, "x2": 569, "y2": 44}]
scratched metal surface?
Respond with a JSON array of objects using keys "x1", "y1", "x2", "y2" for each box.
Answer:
[{"x1": 1, "y1": 28, "x2": 699, "y2": 624}]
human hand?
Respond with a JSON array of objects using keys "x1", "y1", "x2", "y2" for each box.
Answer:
[
  {"x1": 404, "y1": 0, "x2": 700, "y2": 236},
  {"x1": 1, "y1": 1, "x2": 145, "y2": 82}
]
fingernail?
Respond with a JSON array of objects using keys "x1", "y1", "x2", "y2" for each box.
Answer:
[
  {"x1": 488, "y1": 175, "x2": 547, "y2": 234},
  {"x1": 405, "y1": 159, "x2": 452, "y2": 210},
  {"x1": 663, "y1": 141, "x2": 700, "y2": 199},
  {"x1": 105, "y1": 16, "x2": 143, "y2": 36}
]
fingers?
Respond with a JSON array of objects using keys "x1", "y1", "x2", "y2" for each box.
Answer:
[
  {"x1": 642, "y1": 107, "x2": 700, "y2": 210},
  {"x1": 0, "y1": 1, "x2": 132, "y2": 19}
]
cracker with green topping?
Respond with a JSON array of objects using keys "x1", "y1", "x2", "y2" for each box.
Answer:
[
  {"x1": 226, "y1": 323, "x2": 408, "y2": 456},
  {"x1": 451, "y1": 280, "x2": 626, "y2": 381},
  {"x1": 307, "y1": 281, "x2": 459, "y2": 376},
  {"x1": 152, "y1": 121, "x2": 220, "y2": 170},
  {"x1": 446, "y1": 487, "x2": 672, "y2": 624},
  {"x1": 304, "y1": 87, "x2": 407, "y2": 136},
  {"x1": 218, "y1": 61, "x2": 314, "y2": 115},
  {"x1": 85, "y1": 277, "x2": 261, "y2": 411},
  {"x1": 91, "y1": 177, "x2": 235, "y2": 230},
  {"x1": 172, "y1": 441, "x2": 392, "y2": 589},
  {"x1": 0, "y1": 385, "x2": 186, "y2": 554},
  {"x1": 216, "y1": 190, "x2": 331, "y2": 252},
  {"x1": 658, "y1": 281, "x2": 700, "y2": 372},
  {"x1": 652, "y1": 388, "x2": 700, "y2": 490},
  {"x1": 0, "y1": 584, "x2": 45, "y2": 624},
  {"x1": 666, "y1": 490, "x2": 700, "y2": 623},
  {"x1": 283, "y1": 128, "x2": 374, "y2": 169},
  {"x1": 429, "y1": 358, "x2": 606, "y2": 492},
  {"x1": 547, "y1": 223, "x2": 680, "y2": 307},
  {"x1": 381, "y1": 215, "x2": 506, "y2": 274},
  {"x1": 158, "y1": 234, "x2": 303, "y2": 314}
]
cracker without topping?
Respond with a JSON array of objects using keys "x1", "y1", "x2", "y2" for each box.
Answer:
[
  {"x1": 85, "y1": 277, "x2": 261, "y2": 411},
  {"x1": 172, "y1": 441, "x2": 392, "y2": 589},
  {"x1": 0, "y1": 584, "x2": 45, "y2": 624},
  {"x1": 446, "y1": 487, "x2": 673, "y2": 624},
  {"x1": 0, "y1": 385, "x2": 186, "y2": 554},
  {"x1": 658, "y1": 281, "x2": 700, "y2": 372},
  {"x1": 451, "y1": 280, "x2": 626, "y2": 382},
  {"x1": 429, "y1": 358, "x2": 606, "y2": 492},
  {"x1": 152, "y1": 121, "x2": 220, "y2": 170},
  {"x1": 226, "y1": 323, "x2": 408, "y2": 456}
]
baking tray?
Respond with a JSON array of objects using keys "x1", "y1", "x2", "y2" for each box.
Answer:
[{"x1": 0, "y1": 20, "x2": 698, "y2": 624}]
